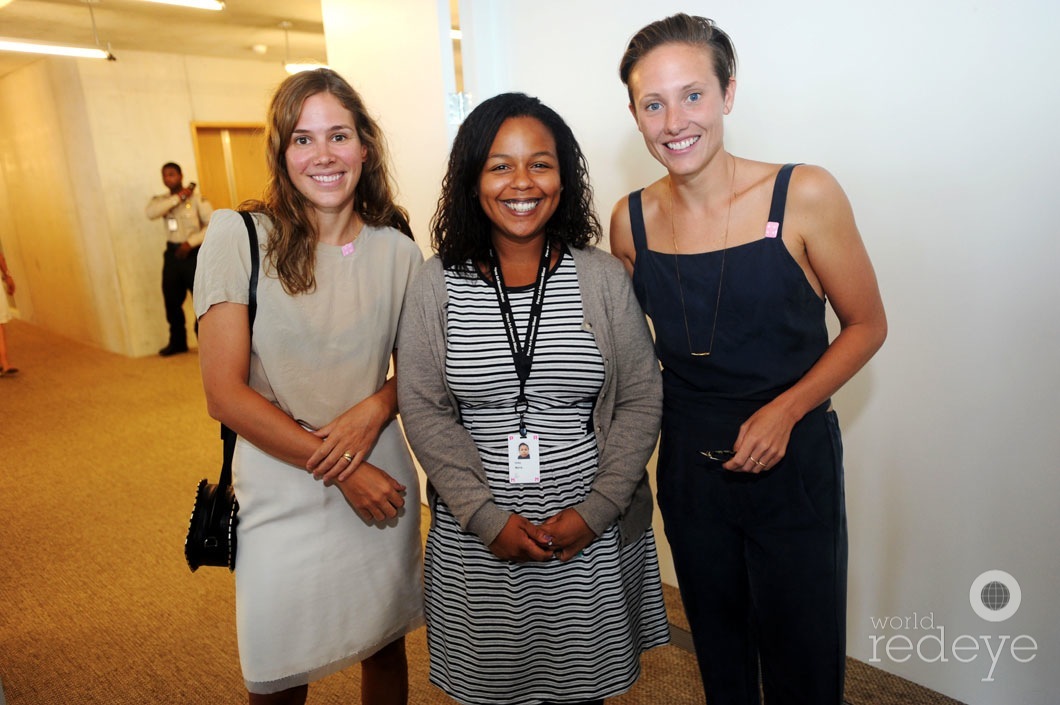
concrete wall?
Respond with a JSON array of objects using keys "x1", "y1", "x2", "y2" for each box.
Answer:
[
  {"x1": 0, "y1": 60, "x2": 103, "y2": 345},
  {"x1": 0, "y1": 51, "x2": 287, "y2": 355}
]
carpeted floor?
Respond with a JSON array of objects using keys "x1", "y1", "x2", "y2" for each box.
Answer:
[{"x1": 0, "y1": 320, "x2": 965, "y2": 704}]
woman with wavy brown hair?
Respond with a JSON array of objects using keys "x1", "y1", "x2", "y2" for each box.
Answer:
[{"x1": 194, "y1": 68, "x2": 423, "y2": 705}]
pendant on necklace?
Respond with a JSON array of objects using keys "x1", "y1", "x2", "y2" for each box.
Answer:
[{"x1": 669, "y1": 155, "x2": 738, "y2": 357}]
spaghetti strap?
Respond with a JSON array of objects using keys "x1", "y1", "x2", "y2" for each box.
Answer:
[
  {"x1": 627, "y1": 189, "x2": 649, "y2": 253},
  {"x1": 766, "y1": 164, "x2": 799, "y2": 240}
]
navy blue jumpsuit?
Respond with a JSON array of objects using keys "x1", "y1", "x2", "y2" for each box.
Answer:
[{"x1": 628, "y1": 164, "x2": 847, "y2": 704}]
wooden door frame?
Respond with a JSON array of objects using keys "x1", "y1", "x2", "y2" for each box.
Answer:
[{"x1": 190, "y1": 122, "x2": 266, "y2": 210}]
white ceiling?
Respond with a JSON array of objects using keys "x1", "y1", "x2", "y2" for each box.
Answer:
[{"x1": 0, "y1": 0, "x2": 326, "y2": 78}]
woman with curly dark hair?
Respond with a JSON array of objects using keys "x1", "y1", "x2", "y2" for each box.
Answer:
[
  {"x1": 194, "y1": 69, "x2": 423, "y2": 705},
  {"x1": 431, "y1": 92, "x2": 598, "y2": 270},
  {"x1": 398, "y1": 92, "x2": 670, "y2": 704}
]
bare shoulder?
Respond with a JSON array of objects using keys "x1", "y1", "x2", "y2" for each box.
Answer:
[
  {"x1": 609, "y1": 192, "x2": 633, "y2": 230},
  {"x1": 608, "y1": 192, "x2": 638, "y2": 274},
  {"x1": 784, "y1": 164, "x2": 858, "y2": 245},
  {"x1": 728, "y1": 158, "x2": 783, "y2": 209},
  {"x1": 736, "y1": 157, "x2": 786, "y2": 190},
  {"x1": 787, "y1": 165, "x2": 853, "y2": 217}
]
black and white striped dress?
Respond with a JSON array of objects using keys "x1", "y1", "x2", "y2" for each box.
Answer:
[{"x1": 423, "y1": 250, "x2": 670, "y2": 705}]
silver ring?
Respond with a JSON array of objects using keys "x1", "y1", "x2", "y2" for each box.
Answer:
[{"x1": 342, "y1": 451, "x2": 354, "y2": 463}]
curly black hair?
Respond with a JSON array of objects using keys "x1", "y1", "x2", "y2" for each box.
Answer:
[{"x1": 430, "y1": 92, "x2": 600, "y2": 270}]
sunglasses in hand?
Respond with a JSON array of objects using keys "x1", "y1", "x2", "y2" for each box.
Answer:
[{"x1": 699, "y1": 449, "x2": 735, "y2": 462}]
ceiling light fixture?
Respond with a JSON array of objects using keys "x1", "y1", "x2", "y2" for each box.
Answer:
[
  {"x1": 140, "y1": 0, "x2": 225, "y2": 10},
  {"x1": 0, "y1": 0, "x2": 116, "y2": 61},
  {"x1": 0, "y1": 38, "x2": 110, "y2": 60},
  {"x1": 284, "y1": 61, "x2": 329, "y2": 74},
  {"x1": 280, "y1": 21, "x2": 327, "y2": 74}
]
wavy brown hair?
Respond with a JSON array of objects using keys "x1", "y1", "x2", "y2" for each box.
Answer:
[{"x1": 241, "y1": 69, "x2": 411, "y2": 294}]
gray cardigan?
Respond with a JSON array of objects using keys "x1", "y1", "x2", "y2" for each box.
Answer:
[{"x1": 397, "y1": 245, "x2": 662, "y2": 547}]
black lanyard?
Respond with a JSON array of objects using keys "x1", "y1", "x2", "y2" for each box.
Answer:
[{"x1": 488, "y1": 240, "x2": 552, "y2": 437}]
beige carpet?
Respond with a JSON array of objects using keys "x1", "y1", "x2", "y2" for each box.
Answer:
[{"x1": 0, "y1": 320, "x2": 963, "y2": 704}]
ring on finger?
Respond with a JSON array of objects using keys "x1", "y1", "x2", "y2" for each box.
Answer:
[
  {"x1": 342, "y1": 451, "x2": 354, "y2": 463},
  {"x1": 749, "y1": 455, "x2": 767, "y2": 468}
]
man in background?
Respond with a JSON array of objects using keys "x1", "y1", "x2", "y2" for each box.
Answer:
[{"x1": 145, "y1": 162, "x2": 212, "y2": 356}]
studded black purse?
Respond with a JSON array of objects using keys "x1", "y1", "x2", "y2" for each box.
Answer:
[
  {"x1": 184, "y1": 211, "x2": 258, "y2": 572},
  {"x1": 185, "y1": 429, "x2": 240, "y2": 571}
]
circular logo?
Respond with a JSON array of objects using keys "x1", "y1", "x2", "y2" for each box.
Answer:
[{"x1": 970, "y1": 570, "x2": 1021, "y2": 622}]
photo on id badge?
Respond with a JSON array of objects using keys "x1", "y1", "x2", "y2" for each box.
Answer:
[{"x1": 508, "y1": 434, "x2": 540, "y2": 483}]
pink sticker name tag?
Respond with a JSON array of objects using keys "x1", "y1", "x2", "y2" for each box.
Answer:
[
  {"x1": 765, "y1": 222, "x2": 780, "y2": 238},
  {"x1": 341, "y1": 242, "x2": 356, "y2": 257}
]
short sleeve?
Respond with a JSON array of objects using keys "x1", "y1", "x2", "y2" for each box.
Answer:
[
  {"x1": 393, "y1": 234, "x2": 425, "y2": 349},
  {"x1": 193, "y1": 209, "x2": 262, "y2": 319}
]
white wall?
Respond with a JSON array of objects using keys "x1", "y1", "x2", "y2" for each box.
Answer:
[
  {"x1": 459, "y1": 1, "x2": 1060, "y2": 703},
  {"x1": 321, "y1": 0, "x2": 452, "y2": 255}
]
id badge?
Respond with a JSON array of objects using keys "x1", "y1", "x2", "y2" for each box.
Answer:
[
  {"x1": 508, "y1": 433, "x2": 540, "y2": 483},
  {"x1": 166, "y1": 216, "x2": 178, "y2": 233}
]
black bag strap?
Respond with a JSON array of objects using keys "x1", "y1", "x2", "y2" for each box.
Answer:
[
  {"x1": 240, "y1": 210, "x2": 260, "y2": 330},
  {"x1": 218, "y1": 212, "x2": 260, "y2": 487}
]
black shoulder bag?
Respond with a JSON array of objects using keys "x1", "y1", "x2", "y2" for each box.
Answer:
[{"x1": 185, "y1": 211, "x2": 259, "y2": 572}]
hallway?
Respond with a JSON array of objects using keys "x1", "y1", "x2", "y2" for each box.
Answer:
[
  {"x1": 0, "y1": 320, "x2": 962, "y2": 704},
  {"x1": 0, "y1": 320, "x2": 706, "y2": 703}
]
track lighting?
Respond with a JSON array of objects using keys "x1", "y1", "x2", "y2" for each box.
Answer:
[
  {"x1": 140, "y1": 0, "x2": 225, "y2": 10},
  {"x1": 0, "y1": 38, "x2": 112, "y2": 60},
  {"x1": 0, "y1": 1, "x2": 116, "y2": 61}
]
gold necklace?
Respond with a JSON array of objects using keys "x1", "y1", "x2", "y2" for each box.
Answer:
[{"x1": 669, "y1": 156, "x2": 737, "y2": 357}]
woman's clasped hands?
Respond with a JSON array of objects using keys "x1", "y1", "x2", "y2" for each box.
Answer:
[
  {"x1": 488, "y1": 508, "x2": 596, "y2": 563},
  {"x1": 305, "y1": 394, "x2": 406, "y2": 523}
]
